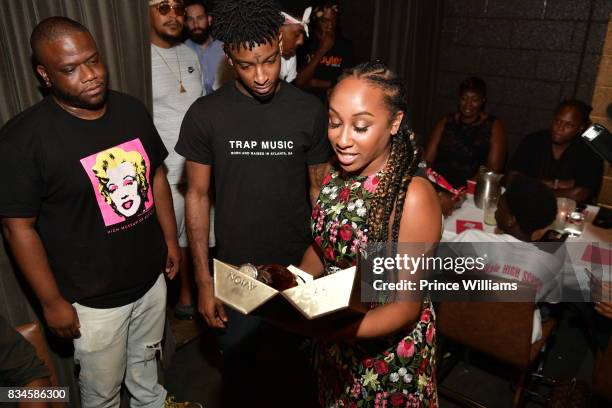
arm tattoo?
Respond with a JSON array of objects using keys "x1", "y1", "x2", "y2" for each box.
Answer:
[{"x1": 308, "y1": 162, "x2": 331, "y2": 205}]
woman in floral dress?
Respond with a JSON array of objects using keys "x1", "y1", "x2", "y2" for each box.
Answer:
[{"x1": 298, "y1": 62, "x2": 442, "y2": 407}]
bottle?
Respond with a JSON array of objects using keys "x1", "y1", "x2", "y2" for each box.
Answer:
[{"x1": 256, "y1": 264, "x2": 298, "y2": 291}]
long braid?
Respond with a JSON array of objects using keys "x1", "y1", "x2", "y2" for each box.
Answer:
[
  {"x1": 391, "y1": 134, "x2": 421, "y2": 241},
  {"x1": 339, "y1": 62, "x2": 420, "y2": 244}
]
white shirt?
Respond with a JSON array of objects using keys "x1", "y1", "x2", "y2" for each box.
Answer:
[
  {"x1": 151, "y1": 44, "x2": 203, "y2": 184},
  {"x1": 280, "y1": 55, "x2": 297, "y2": 83},
  {"x1": 448, "y1": 229, "x2": 566, "y2": 342}
]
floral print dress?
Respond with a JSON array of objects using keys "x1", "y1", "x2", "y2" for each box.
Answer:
[{"x1": 311, "y1": 167, "x2": 438, "y2": 408}]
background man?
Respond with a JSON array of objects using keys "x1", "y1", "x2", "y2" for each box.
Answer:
[
  {"x1": 447, "y1": 175, "x2": 563, "y2": 342},
  {"x1": 150, "y1": 0, "x2": 203, "y2": 320},
  {"x1": 278, "y1": 1, "x2": 310, "y2": 83},
  {"x1": 175, "y1": 0, "x2": 331, "y2": 405},
  {"x1": 295, "y1": 0, "x2": 354, "y2": 101},
  {"x1": 509, "y1": 99, "x2": 604, "y2": 203},
  {"x1": 0, "y1": 17, "x2": 184, "y2": 407},
  {"x1": 183, "y1": 0, "x2": 226, "y2": 94}
]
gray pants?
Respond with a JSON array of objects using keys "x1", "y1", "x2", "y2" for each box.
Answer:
[{"x1": 73, "y1": 274, "x2": 167, "y2": 408}]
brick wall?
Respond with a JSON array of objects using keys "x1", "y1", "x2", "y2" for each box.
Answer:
[
  {"x1": 594, "y1": 18, "x2": 612, "y2": 206},
  {"x1": 433, "y1": 0, "x2": 612, "y2": 155}
]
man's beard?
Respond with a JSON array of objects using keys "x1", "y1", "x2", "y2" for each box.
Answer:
[
  {"x1": 53, "y1": 86, "x2": 107, "y2": 111},
  {"x1": 159, "y1": 31, "x2": 182, "y2": 46},
  {"x1": 189, "y1": 26, "x2": 211, "y2": 44}
]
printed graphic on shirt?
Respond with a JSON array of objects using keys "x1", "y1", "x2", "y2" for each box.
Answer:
[
  {"x1": 228, "y1": 139, "x2": 295, "y2": 157},
  {"x1": 80, "y1": 139, "x2": 154, "y2": 227},
  {"x1": 307, "y1": 53, "x2": 343, "y2": 68}
]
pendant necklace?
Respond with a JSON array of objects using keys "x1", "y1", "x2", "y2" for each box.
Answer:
[{"x1": 153, "y1": 45, "x2": 186, "y2": 93}]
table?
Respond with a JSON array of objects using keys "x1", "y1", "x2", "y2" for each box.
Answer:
[
  {"x1": 442, "y1": 193, "x2": 611, "y2": 240},
  {"x1": 441, "y1": 194, "x2": 612, "y2": 297}
]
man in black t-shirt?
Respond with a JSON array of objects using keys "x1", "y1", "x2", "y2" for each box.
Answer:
[
  {"x1": 509, "y1": 100, "x2": 603, "y2": 203},
  {"x1": 175, "y1": 0, "x2": 330, "y2": 405},
  {"x1": 176, "y1": 0, "x2": 330, "y2": 334},
  {"x1": 0, "y1": 17, "x2": 182, "y2": 408},
  {"x1": 295, "y1": 0, "x2": 354, "y2": 101}
]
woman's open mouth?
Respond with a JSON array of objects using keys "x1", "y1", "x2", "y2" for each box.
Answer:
[{"x1": 337, "y1": 152, "x2": 358, "y2": 166}]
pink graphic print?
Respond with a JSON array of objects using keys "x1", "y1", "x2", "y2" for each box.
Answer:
[{"x1": 80, "y1": 139, "x2": 154, "y2": 227}]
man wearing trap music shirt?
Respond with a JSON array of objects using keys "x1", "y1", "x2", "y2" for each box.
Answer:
[
  {"x1": 177, "y1": 81, "x2": 330, "y2": 269},
  {"x1": 176, "y1": 3, "x2": 330, "y2": 404},
  {"x1": 175, "y1": 74, "x2": 331, "y2": 373},
  {"x1": 178, "y1": 80, "x2": 330, "y2": 405}
]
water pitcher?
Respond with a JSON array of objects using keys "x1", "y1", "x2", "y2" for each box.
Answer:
[{"x1": 474, "y1": 168, "x2": 502, "y2": 209}]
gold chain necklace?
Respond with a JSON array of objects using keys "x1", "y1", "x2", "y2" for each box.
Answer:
[{"x1": 152, "y1": 45, "x2": 186, "y2": 93}]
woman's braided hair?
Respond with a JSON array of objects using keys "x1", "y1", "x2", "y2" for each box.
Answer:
[{"x1": 339, "y1": 62, "x2": 420, "y2": 243}]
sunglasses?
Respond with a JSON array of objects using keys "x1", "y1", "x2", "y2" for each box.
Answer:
[{"x1": 157, "y1": 2, "x2": 186, "y2": 16}]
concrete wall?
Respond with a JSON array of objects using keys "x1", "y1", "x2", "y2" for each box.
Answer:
[{"x1": 433, "y1": 0, "x2": 611, "y2": 155}]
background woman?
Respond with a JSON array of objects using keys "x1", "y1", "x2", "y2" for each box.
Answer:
[
  {"x1": 424, "y1": 76, "x2": 507, "y2": 189},
  {"x1": 299, "y1": 62, "x2": 441, "y2": 407}
]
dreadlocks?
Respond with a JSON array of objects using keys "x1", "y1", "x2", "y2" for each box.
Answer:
[
  {"x1": 211, "y1": 0, "x2": 284, "y2": 52},
  {"x1": 339, "y1": 62, "x2": 420, "y2": 243}
]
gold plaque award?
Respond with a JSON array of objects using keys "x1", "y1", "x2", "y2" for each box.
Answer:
[
  {"x1": 213, "y1": 259, "x2": 366, "y2": 319},
  {"x1": 213, "y1": 259, "x2": 278, "y2": 314},
  {"x1": 282, "y1": 266, "x2": 357, "y2": 319}
]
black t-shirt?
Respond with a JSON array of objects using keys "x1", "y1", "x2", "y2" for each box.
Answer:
[
  {"x1": 176, "y1": 81, "x2": 330, "y2": 266},
  {"x1": 509, "y1": 130, "x2": 603, "y2": 197},
  {"x1": 0, "y1": 91, "x2": 168, "y2": 308},
  {"x1": 299, "y1": 35, "x2": 354, "y2": 100}
]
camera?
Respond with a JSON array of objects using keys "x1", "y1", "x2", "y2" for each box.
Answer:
[{"x1": 582, "y1": 123, "x2": 612, "y2": 162}]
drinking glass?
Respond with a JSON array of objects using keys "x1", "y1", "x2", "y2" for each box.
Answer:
[
  {"x1": 564, "y1": 211, "x2": 585, "y2": 237},
  {"x1": 554, "y1": 197, "x2": 577, "y2": 230}
]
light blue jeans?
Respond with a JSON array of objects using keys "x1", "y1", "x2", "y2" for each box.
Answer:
[{"x1": 73, "y1": 274, "x2": 167, "y2": 408}]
